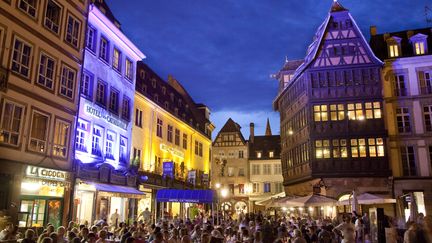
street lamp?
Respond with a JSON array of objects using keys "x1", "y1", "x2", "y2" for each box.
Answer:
[
  {"x1": 215, "y1": 183, "x2": 221, "y2": 189},
  {"x1": 221, "y1": 188, "x2": 228, "y2": 198}
]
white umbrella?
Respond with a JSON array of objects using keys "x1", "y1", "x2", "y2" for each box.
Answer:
[
  {"x1": 338, "y1": 193, "x2": 396, "y2": 205},
  {"x1": 277, "y1": 194, "x2": 337, "y2": 207},
  {"x1": 351, "y1": 190, "x2": 359, "y2": 214}
]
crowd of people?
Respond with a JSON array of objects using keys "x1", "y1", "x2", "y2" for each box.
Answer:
[{"x1": 0, "y1": 210, "x2": 431, "y2": 243}]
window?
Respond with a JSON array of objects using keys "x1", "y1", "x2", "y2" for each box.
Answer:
[
  {"x1": 388, "y1": 44, "x2": 399, "y2": 57},
  {"x1": 86, "y1": 25, "x2": 96, "y2": 51},
  {"x1": 239, "y1": 150, "x2": 244, "y2": 158},
  {"x1": 256, "y1": 152, "x2": 262, "y2": 158},
  {"x1": 132, "y1": 147, "x2": 141, "y2": 166},
  {"x1": 28, "y1": 111, "x2": 50, "y2": 153},
  {"x1": 264, "y1": 183, "x2": 271, "y2": 193},
  {"x1": 227, "y1": 167, "x2": 234, "y2": 177},
  {"x1": 80, "y1": 71, "x2": 93, "y2": 98},
  {"x1": 252, "y1": 164, "x2": 260, "y2": 175},
  {"x1": 330, "y1": 104, "x2": 345, "y2": 121},
  {"x1": 396, "y1": 107, "x2": 411, "y2": 133},
  {"x1": 313, "y1": 105, "x2": 328, "y2": 121},
  {"x1": 156, "y1": 118, "x2": 163, "y2": 138},
  {"x1": 91, "y1": 125, "x2": 103, "y2": 156},
  {"x1": 365, "y1": 102, "x2": 381, "y2": 119},
  {"x1": 424, "y1": 105, "x2": 432, "y2": 132},
  {"x1": 119, "y1": 136, "x2": 128, "y2": 164},
  {"x1": 121, "y1": 97, "x2": 130, "y2": 120},
  {"x1": 394, "y1": 74, "x2": 407, "y2": 96},
  {"x1": 164, "y1": 102, "x2": 169, "y2": 110},
  {"x1": 238, "y1": 168, "x2": 245, "y2": 176},
  {"x1": 18, "y1": 0, "x2": 37, "y2": 18},
  {"x1": 368, "y1": 138, "x2": 384, "y2": 157},
  {"x1": 315, "y1": 140, "x2": 330, "y2": 159},
  {"x1": 52, "y1": 119, "x2": 70, "y2": 158},
  {"x1": 65, "y1": 14, "x2": 80, "y2": 48},
  {"x1": 112, "y1": 48, "x2": 121, "y2": 72},
  {"x1": 174, "y1": 129, "x2": 180, "y2": 146},
  {"x1": 167, "y1": 125, "x2": 173, "y2": 142},
  {"x1": 182, "y1": 134, "x2": 187, "y2": 149},
  {"x1": 347, "y1": 103, "x2": 364, "y2": 120},
  {"x1": 37, "y1": 53, "x2": 55, "y2": 90},
  {"x1": 401, "y1": 146, "x2": 416, "y2": 176},
  {"x1": 11, "y1": 38, "x2": 32, "y2": 78},
  {"x1": 274, "y1": 164, "x2": 282, "y2": 174},
  {"x1": 332, "y1": 139, "x2": 348, "y2": 158},
  {"x1": 99, "y1": 36, "x2": 109, "y2": 62},
  {"x1": 125, "y1": 58, "x2": 133, "y2": 80},
  {"x1": 96, "y1": 80, "x2": 107, "y2": 106},
  {"x1": 350, "y1": 138, "x2": 366, "y2": 158},
  {"x1": 252, "y1": 183, "x2": 260, "y2": 193},
  {"x1": 109, "y1": 89, "x2": 119, "y2": 114},
  {"x1": 135, "y1": 108, "x2": 142, "y2": 127},
  {"x1": 59, "y1": 65, "x2": 75, "y2": 99},
  {"x1": 199, "y1": 143, "x2": 203, "y2": 157},
  {"x1": 275, "y1": 183, "x2": 283, "y2": 193},
  {"x1": 263, "y1": 164, "x2": 271, "y2": 175},
  {"x1": 44, "y1": 0, "x2": 61, "y2": 34},
  {"x1": 0, "y1": 101, "x2": 24, "y2": 146},
  {"x1": 75, "y1": 119, "x2": 89, "y2": 152},
  {"x1": 238, "y1": 184, "x2": 244, "y2": 194},
  {"x1": 420, "y1": 71, "x2": 432, "y2": 94},
  {"x1": 105, "y1": 131, "x2": 115, "y2": 160},
  {"x1": 228, "y1": 184, "x2": 234, "y2": 194},
  {"x1": 414, "y1": 41, "x2": 425, "y2": 55},
  {"x1": 269, "y1": 151, "x2": 274, "y2": 158}
]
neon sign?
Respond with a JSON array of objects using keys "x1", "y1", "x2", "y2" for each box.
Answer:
[{"x1": 84, "y1": 101, "x2": 127, "y2": 130}]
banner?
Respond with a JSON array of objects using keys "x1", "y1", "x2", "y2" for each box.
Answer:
[{"x1": 163, "y1": 162, "x2": 174, "y2": 178}]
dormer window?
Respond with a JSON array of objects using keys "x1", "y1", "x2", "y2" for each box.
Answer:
[
  {"x1": 410, "y1": 33, "x2": 428, "y2": 55},
  {"x1": 256, "y1": 152, "x2": 262, "y2": 158},
  {"x1": 386, "y1": 36, "x2": 402, "y2": 58}
]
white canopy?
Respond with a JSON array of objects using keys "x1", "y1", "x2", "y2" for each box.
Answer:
[
  {"x1": 338, "y1": 193, "x2": 396, "y2": 205},
  {"x1": 275, "y1": 194, "x2": 337, "y2": 207}
]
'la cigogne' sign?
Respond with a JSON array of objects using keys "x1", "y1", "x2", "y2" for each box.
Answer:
[
  {"x1": 26, "y1": 166, "x2": 70, "y2": 181},
  {"x1": 84, "y1": 101, "x2": 127, "y2": 130}
]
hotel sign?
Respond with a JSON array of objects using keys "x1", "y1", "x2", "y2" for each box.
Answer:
[
  {"x1": 25, "y1": 166, "x2": 70, "y2": 182},
  {"x1": 84, "y1": 101, "x2": 127, "y2": 130},
  {"x1": 160, "y1": 144, "x2": 185, "y2": 159}
]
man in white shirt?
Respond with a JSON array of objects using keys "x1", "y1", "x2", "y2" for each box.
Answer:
[
  {"x1": 333, "y1": 216, "x2": 356, "y2": 243},
  {"x1": 110, "y1": 209, "x2": 120, "y2": 228}
]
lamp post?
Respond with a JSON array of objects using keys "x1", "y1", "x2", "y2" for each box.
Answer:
[
  {"x1": 220, "y1": 188, "x2": 228, "y2": 223},
  {"x1": 215, "y1": 183, "x2": 221, "y2": 225}
]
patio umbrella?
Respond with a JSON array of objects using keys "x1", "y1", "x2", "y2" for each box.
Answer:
[
  {"x1": 351, "y1": 190, "x2": 359, "y2": 214},
  {"x1": 338, "y1": 193, "x2": 396, "y2": 205},
  {"x1": 277, "y1": 194, "x2": 337, "y2": 207},
  {"x1": 409, "y1": 192, "x2": 418, "y2": 222}
]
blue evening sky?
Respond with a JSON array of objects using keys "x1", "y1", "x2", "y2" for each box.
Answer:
[{"x1": 107, "y1": 0, "x2": 428, "y2": 138}]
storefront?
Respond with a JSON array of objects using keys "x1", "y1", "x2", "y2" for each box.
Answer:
[{"x1": 18, "y1": 166, "x2": 71, "y2": 228}]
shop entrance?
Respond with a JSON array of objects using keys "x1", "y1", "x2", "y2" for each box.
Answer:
[{"x1": 19, "y1": 197, "x2": 62, "y2": 228}]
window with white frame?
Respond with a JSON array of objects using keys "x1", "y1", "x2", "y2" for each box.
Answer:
[
  {"x1": 91, "y1": 125, "x2": 103, "y2": 156},
  {"x1": 37, "y1": 53, "x2": 55, "y2": 90},
  {"x1": 394, "y1": 74, "x2": 407, "y2": 96},
  {"x1": 263, "y1": 164, "x2": 271, "y2": 175},
  {"x1": 65, "y1": 14, "x2": 80, "y2": 48},
  {"x1": 105, "y1": 131, "x2": 115, "y2": 160},
  {"x1": 28, "y1": 110, "x2": 50, "y2": 153},
  {"x1": 119, "y1": 136, "x2": 128, "y2": 164},
  {"x1": 59, "y1": 65, "x2": 75, "y2": 99},
  {"x1": 135, "y1": 108, "x2": 142, "y2": 127},
  {"x1": 52, "y1": 119, "x2": 70, "y2": 158},
  {"x1": 125, "y1": 58, "x2": 133, "y2": 80},
  {"x1": 252, "y1": 183, "x2": 260, "y2": 193},
  {"x1": 274, "y1": 164, "x2": 282, "y2": 174},
  {"x1": 109, "y1": 89, "x2": 119, "y2": 114},
  {"x1": 227, "y1": 167, "x2": 234, "y2": 177},
  {"x1": 401, "y1": 146, "x2": 417, "y2": 176},
  {"x1": 269, "y1": 151, "x2": 274, "y2": 158},
  {"x1": 113, "y1": 48, "x2": 121, "y2": 72},
  {"x1": 264, "y1": 182, "x2": 271, "y2": 193},
  {"x1": 156, "y1": 118, "x2": 163, "y2": 137},
  {"x1": 396, "y1": 107, "x2": 411, "y2": 133},
  {"x1": 252, "y1": 164, "x2": 260, "y2": 175},
  {"x1": 80, "y1": 71, "x2": 93, "y2": 98},
  {"x1": 75, "y1": 118, "x2": 89, "y2": 152},
  {"x1": 18, "y1": 0, "x2": 37, "y2": 18},
  {"x1": 0, "y1": 100, "x2": 24, "y2": 146},
  {"x1": 420, "y1": 71, "x2": 432, "y2": 95},
  {"x1": 424, "y1": 105, "x2": 432, "y2": 132},
  {"x1": 11, "y1": 37, "x2": 32, "y2": 78},
  {"x1": 96, "y1": 80, "x2": 107, "y2": 106},
  {"x1": 167, "y1": 125, "x2": 173, "y2": 142},
  {"x1": 121, "y1": 97, "x2": 130, "y2": 121},
  {"x1": 86, "y1": 25, "x2": 97, "y2": 51},
  {"x1": 99, "y1": 36, "x2": 109, "y2": 62},
  {"x1": 44, "y1": 0, "x2": 61, "y2": 34}
]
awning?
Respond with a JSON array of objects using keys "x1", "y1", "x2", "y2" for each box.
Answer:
[
  {"x1": 156, "y1": 189, "x2": 215, "y2": 203},
  {"x1": 93, "y1": 183, "x2": 144, "y2": 195},
  {"x1": 337, "y1": 193, "x2": 396, "y2": 205}
]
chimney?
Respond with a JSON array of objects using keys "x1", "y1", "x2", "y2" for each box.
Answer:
[
  {"x1": 249, "y1": 123, "x2": 254, "y2": 143},
  {"x1": 370, "y1": 26, "x2": 377, "y2": 36},
  {"x1": 407, "y1": 30, "x2": 414, "y2": 39}
]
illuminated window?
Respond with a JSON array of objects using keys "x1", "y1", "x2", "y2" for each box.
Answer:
[
  {"x1": 256, "y1": 151, "x2": 262, "y2": 158},
  {"x1": 424, "y1": 105, "x2": 432, "y2": 132},
  {"x1": 332, "y1": 139, "x2": 347, "y2": 158},
  {"x1": 28, "y1": 110, "x2": 50, "y2": 153},
  {"x1": 60, "y1": 65, "x2": 75, "y2": 99},
  {"x1": 105, "y1": 131, "x2": 115, "y2": 160},
  {"x1": 347, "y1": 103, "x2": 364, "y2": 120},
  {"x1": 11, "y1": 37, "x2": 32, "y2": 78},
  {"x1": 44, "y1": 0, "x2": 61, "y2": 34},
  {"x1": 368, "y1": 138, "x2": 384, "y2": 157},
  {"x1": 227, "y1": 167, "x2": 234, "y2": 177},
  {"x1": 330, "y1": 104, "x2": 345, "y2": 121},
  {"x1": 156, "y1": 119, "x2": 163, "y2": 138},
  {"x1": 86, "y1": 25, "x2": 96, "y2": 51},
  {"x1": 174, "y1": 128, "x2": 180, "y2": 146},
  {"x1": 65, "y1": 14, "x2": 80, "y2": 48},
  {"x1": 112, "y1": 48, "x2": 121, "y2": 72},
  {"x1": 263, "y1": 164, "x2": 271, "y2": 175},
  {"x1": 269, "y1": 151, "x2": 274, "y2": 158},
  {"x1": 167, "y1": 125, "x2": 173, "y2": 142},
  {"x1": 75, "y1": 119, "x2": 89, "y2": 152},
  {"x1": 414, "y1": 41, "x2": 425, "y2": 55},
  {"x1": 119, "y1": 136, "x2": 128, "y2": 164},
  {"x1": 350, "y1": 138, "x2": 366, "y2": 158},
  {"x1": 388, "y1": 44, "x2": 399, "y2": 57},
  {"x1": 0, "y1": 100, "x2": 24, "y2": 146},
  {"x1": 313, "y1": 105, "x2": 328, "y2": 122},
  {"x1": 37, "y1": 53, "x2": 55, "y2": 90},
  {"x1": 401, "y1": 146, "x2": 417, "y2": 176},
  {"x1": 52, "y1": 119, "x2": 70, "y2": 158},
  {"x1": 81, "y1": 71, "x2": 93, "y2": 98},
  {"x1": 315, "y1": 140, "x2": 330, "y2": 159},
  {"x1": 125, "y1": 58, "x2": 133, "y2": 80},
  {"x1": 252, "y1": 183, "x2": 260, "y2": 193},
  {"x1": 252, "y1": 164, "x2": 260, "y2": 175},
  {"x1": 108, "y1": 89, "x2": 119, "y2": 114},
  {"x1": 396, "y1": 107, "x2": 411, "y2": 133},
  {"x1": 91, "y1": 125, "x2": 103, "y2": 156},
  {"x1": 365, "y1": 102, "x2": 381, "y2": 119},
  {"x1": 99, "y1": 36, "x2": 109, "y2": 62},
  {"x1": 135, "y1": 108, "x2": 142, "y2": 127},
  {"x1": 96, "y1": 81, "x2": 107, "y2": 106},
  {"x1": 132, "y1": 147, "x2": 141, "y2": 166},
  {"x1": 18, "y1": 0, "x2": 37, "y2": 18},
  {"x1": 238, "y1": 184, "x2": 244, "y2": 194},
  {"x1": 394, "y1": 74, "x2": 407, "y2": 96},
  {"x1": 182, "y1": 134, "x2": 187, "y2": 149}
]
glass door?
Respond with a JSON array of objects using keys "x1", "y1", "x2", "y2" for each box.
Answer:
[
  {"x1": 47, "y1": 199, "x2": 62, "y2": 228},
  {"x1": 19, "y1": 199, "x2": 46, "y2": 227}
]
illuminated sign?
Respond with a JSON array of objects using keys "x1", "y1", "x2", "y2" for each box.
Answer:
[
  {"x1": 26, "y1": 166, "x2": 69, "y2": 182},
  {"x1": 163, "y1": 162, "x2": 174, "y2": 178},
  {"x1": 84, "y1": 101, "x2": 127, "y2": 130},
  {"x1": 160, "y1": 144, "x2": 185, "y2": 159}
]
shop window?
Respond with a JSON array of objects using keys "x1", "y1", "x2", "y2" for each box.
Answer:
[
  {"x1": 28, "y1": 110, "x2": 50, "y2": 153},
  {"x1": 315, "y1": 140, "x2": 330, "y2": 159},
  {"x1": 59, "y1": 65, "x2": 75, "y2": 99},
  {"x1": 396, "y1": 107, "x2": 411, "y2": 133},
  {"x1": 37, "y1": 52, "x2": 56, "y2": 90},
  {"x1": 75, "y1": 119, "x2": 89, "y2": 152},
  {"x1": 11, "y1": 37, "x2": 32, "y2": 78},
  {"x1": 65, "y1": 14, "x2": 80, "y2": 48},
  {"x1": 401, "y1": 146, "x2": 417, "y2": 176},
  {"x1": 91, "y1": 125, "x2": 103, "y2": 156},
  {"x1": 44, "y1": 0, "x2": 61, "y2": 34},
  {"x1": 350, "y1": 138, "x2": 366, "y2": 158},
  {"x1": 330, "y1": 104, "x2": 345, "y2": 121},
  {"x1": 52, "y1": 119, "x2": 70, "y2": 158},
  {"x1": 332, "y1": 139, "x2": 347, "y2": 158},
  {"x1": 313, "y1": 105, "x2": 328, "y2": 122},
  {"x1": 19, "y1": 200, "x2": 45, "y2": 227},
  {"x1": 403, "y1": 192, "x2": 426, "y2": 222},
  {"x1": 0, "y1": 100, "x2": 24, "y2": 146}
]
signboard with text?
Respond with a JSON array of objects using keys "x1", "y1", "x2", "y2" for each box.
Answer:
[{"x1": 163, "y1": 162, "x2": 174, "y2": 178}]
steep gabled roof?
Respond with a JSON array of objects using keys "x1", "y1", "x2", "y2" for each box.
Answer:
[{"x1": 219, "y1": 118, "x2": 241, "y2": 133}]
